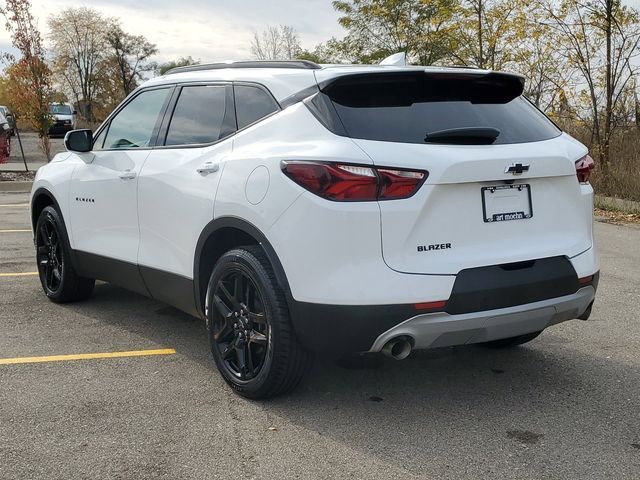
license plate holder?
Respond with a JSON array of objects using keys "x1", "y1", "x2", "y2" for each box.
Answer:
[{"x1": 482, "y1": 184, "x2": 533, "y2": 223}]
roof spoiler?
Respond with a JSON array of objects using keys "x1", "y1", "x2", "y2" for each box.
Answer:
[{"x1": 318, "y1": 70, "x2": 526, "y2": 104}]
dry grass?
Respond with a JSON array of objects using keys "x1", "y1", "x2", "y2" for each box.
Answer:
[{"x1": 562, "y1": 124, "x2": 640, "y2": 202}]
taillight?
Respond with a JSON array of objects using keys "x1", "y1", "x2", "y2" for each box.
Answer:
[
  {"x1": 281, "y1": 161, "x2": 427, "y2": 201},
  {"x1": 575, "y1": 154, "x2": 594, "y2": 183}
]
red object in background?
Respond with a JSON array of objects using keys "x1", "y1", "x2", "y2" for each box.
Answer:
[{"x1": 0, "y1": 129, "x2": 10, "y2": 164}]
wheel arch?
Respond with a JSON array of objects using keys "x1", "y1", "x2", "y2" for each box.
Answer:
[
  {"x1": 31, "y1": 186, "x2": 81, "y2": 274},
  {"x1": 31, "y1": 187, "x2": 60, "y2": 232},
  {"x1": 193, "y1": 217, "x2": 292, "y2": 318}
]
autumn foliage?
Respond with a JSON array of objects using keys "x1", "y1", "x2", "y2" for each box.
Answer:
[{"x1": 1, "y1": 0, "x2": 52, "y2": 160}]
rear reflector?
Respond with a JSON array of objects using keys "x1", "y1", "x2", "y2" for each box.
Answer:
[
  {"x1": 578, "y1": 275, "x2": 594, "y2": 285},
  {"x1": 575, "y1": 154, "x2": 595, "y2": 183},
  {"x1": 281, "y1": 161, "x2": 427, "y2": 201},
  {"x1": 414, "y1": 300, "x2": 448, "y2": 311}
]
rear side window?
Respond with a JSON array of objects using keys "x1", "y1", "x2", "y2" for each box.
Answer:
[
  {"x1": 165, "y1": 85, "x2": 228, "y2": 146},
  {"x1": 311, "y1": 73, "x2": 561, "y2": 145},
  {"x1": 234, "y1": 85, "x2": 279, "y2": 129}
]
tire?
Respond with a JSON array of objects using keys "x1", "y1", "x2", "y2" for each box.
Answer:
[
  {"x1": 35, "y1": 206, "x2": 95, "y2": 303},
  {"x1": 480, "y1": 330, "x2": 543, "y2": 348},
  {"x1": 205, "y1": 246, "x2": 312, "y2": 399}
]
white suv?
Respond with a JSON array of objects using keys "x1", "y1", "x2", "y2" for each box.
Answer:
[{"x1": 30, "y1": 60, "x2": 599, "y2": 398}]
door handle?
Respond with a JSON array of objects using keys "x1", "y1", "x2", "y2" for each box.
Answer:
[
  {"x1": 119, "y1": 169, "x2": 137, "y2": 180},
  {"x1": 197, "y1": 162, "x2": 220, "y2": 175}
]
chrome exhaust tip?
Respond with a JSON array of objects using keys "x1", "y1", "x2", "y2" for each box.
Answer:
[{"x1": 381, "y1": 337, "x2": 412, "y2": 360}]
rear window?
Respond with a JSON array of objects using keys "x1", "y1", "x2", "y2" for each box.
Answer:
[
  {"x1": 310, "y1": 72, "x2": 561, "y2": 145},
  {"x1": 234, "y1": 85, "x2": 279, "y2": 129},
  {"x1": 165, "y1": 85, "x2": 228, "y2": 146}
]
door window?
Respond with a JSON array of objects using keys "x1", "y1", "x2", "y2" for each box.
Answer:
[
  {"x1": 165, "y1": 85, "x2": 228, "y2": 146},
  {"x1": 103, "y1": 88, "x2": 170, "y2": 149}
]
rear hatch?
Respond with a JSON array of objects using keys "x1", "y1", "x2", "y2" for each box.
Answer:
[{"x1": 309, "y1": 69, "x2": 591, "y2": 275}]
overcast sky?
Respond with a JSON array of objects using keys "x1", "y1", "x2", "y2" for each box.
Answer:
[
  {"x1": 3, "y1": 0, "x2": 640, "y2": 68},
  {"x1": 0, "y1": 0, "x2": 346, "y2": 64}
]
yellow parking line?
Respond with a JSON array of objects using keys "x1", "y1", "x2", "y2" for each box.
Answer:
[
  {"x1": 0, "y1": 229, "x2": 31, "y2": 233},
  {"x1": 0, "y1": 272, "x2": 38, "y2": 277},
  {"x1": 0, "y1": 348, "x2": 177, "y2": 365},
  {"x1": 0, "y1": 204, "x2": 29, "y2": 207}
]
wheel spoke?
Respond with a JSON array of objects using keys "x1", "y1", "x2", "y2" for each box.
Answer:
[
  {"x1": 221, "y1": 342, "x2": 235, "y2": 360},
  {"x1": 217, "y1": 280, "x2": 241, "y2": 311},
  {"x1": 38, "y1": 224, "x2": 50, "y2": 247},
  {"x1": 249, "y1": 330, "x2": 267, "y2": 345},
  {"x1": 248, "y1": 312, "x2": 266, "y2": 324},
  {"x1": 246, "y1": 343, "x2": 255, "y2": 376},
  {"x1": 213, "y1": 294, "x2": 233, "y2": 318},
  {"x1": 235, "y1": 343, "x2": 247, "y2": 379}
]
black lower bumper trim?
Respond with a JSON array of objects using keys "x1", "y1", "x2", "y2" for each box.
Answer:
[
  {"x1": 288, "y1": 299, "x2": 415, "y2": 354},
  {"x1": 445, "y1": 256, "x2": 583, "y2": 315}
]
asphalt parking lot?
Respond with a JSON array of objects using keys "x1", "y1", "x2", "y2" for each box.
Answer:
[{"x1": 0, "y1": 190, "x2": 638, "y2": 480}]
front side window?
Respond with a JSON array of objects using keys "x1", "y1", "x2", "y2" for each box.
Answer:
[
  {"x1": 165, "y1": 85, "x2": 228, "y2": 146},
  {"x1": 103, "y1": 88, "x2": 170, "y2": 149},
  {"x1": 234, "y1": 85, "x2": 279, "y2": 129}
]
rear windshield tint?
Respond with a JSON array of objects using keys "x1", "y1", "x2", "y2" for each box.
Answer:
[{"x1": 311, "y1": 73, "x2": 561, "y2": 145}]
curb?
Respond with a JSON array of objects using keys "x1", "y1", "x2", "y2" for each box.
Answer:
[{"x1": 0, "y1": 181, "x2": 33, "y2": 193}]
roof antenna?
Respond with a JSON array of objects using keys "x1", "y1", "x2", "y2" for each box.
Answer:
[{"x1": 380, "y1": 52, "x2": 407, "y2": 66}]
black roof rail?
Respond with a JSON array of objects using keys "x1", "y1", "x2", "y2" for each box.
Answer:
[{"x1": 165, "y1": 60, "x2": 322, "y2": 75}]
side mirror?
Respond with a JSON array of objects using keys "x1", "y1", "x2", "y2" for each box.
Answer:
[
  {"x1": 72, "y1": 110, "x2": 78, "y2": 115},
  {"x1": 64, "y1": 129, "x2": 92, "y2": 153}
]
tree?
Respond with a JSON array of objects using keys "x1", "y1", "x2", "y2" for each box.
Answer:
[
  {"x1": 1, "y1": 0, "x2": 52, "y2": 161},
  {"x1": 251, "y1": 25, "x2": 302, "y2": 60},
  {"x1": 507, "y1": 3, "x2": 571, "y2": 112},
  {"x1": 331, "y1": 0, "x2": 457, "y2": 65},
  {"x1": 48, "y1": 7, "x2": 112, "y2": 122},
  {"x1": 155, "y1": 56, "x2": 200, "y2": 76},
  {"x1": 105, "y1": 24, "x2": 158, "y2": 96},
  {"x1": 542, "y1": 0, "x2": 640, "y2": 182},
  {"x1": 451, "y1": 0, "x2": 524, "y2": 70}
]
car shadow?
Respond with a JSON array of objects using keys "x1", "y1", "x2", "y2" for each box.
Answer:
[{"x1": 75, "y1": 283, "x2": 638, "y2": 478}]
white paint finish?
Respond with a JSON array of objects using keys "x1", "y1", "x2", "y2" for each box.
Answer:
[
  {"x1": 245, "y1": 166, "x2": 270, "y2": 205},
  {"x1": 137, "y1": 141, "x2": 232, "y2": 277},
  {"x1": 350, "y1": 133, "x2": 594, "y2": 275},
  {"x1": 268, "y1": 190, "x2": 456, "y2": 305},
  {"x1": 31, "y1": 160, "x2": 78, "y2": 243},
  {"x1": 68, "y1": 149, "x2": 151, "y2": 263},
  {"x1": 215, "y1": 104, "x2": 371, "y2": 237}
]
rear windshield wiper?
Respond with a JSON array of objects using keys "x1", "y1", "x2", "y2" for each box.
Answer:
[{"x1": 424, "y1": 127, "x2": 500, "y2": 145}]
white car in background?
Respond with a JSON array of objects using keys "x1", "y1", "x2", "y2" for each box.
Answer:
[
  {"x1": 30, "y1": 60, "x2": 599, "y2": 398},
  {"x1": 48, "y1": 102, "x2": 77, "y2": 136}
]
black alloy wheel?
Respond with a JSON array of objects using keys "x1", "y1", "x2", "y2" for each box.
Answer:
[
  {"x1": 34, "y1": 206, "x2": 95, "y2": 303},
  {"x1": 36, "y1": 211, "x2": 64, "y2": 295},
  {"x1": 210, "y1": 268, "x2": 270, "y2": 381},
  {"x1": 206, "y1": 246, "x2": 312, "y2": 399}
]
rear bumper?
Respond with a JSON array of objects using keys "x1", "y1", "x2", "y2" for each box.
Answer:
[
  {"x1": 288, "y1": 254, "x2": 599, "y2": 354},
  {"x1": 289, "y1": 285, "x2": 596, "y2": 354},
  {"x1": 369, "y1": 285, "x2": 595, "y2": 352}
]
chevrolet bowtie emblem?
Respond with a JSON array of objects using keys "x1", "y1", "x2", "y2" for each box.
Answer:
[{"x1": 505, "y1": 163, "x2": 530, "y2": 175}]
